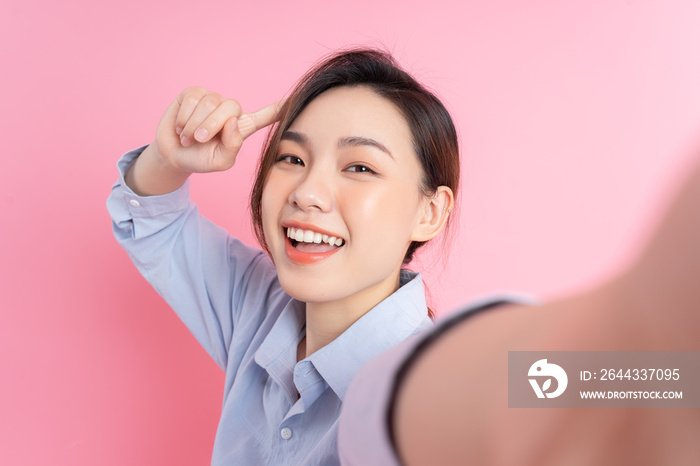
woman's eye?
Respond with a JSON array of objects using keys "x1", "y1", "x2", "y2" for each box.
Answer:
[
  {"x1": 345, "y1": 164, "x2": 376, "y2": 174},
  {"x1": 277, "y1": 155, "x2": 304, "y2": 166}
]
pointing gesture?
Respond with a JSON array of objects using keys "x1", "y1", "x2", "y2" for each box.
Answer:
[
  {"x1": 238, "y1": 100, "x2": 286, "y2": 139},
  {"x1": 126, "y1": 87, "x2": 283, "y2": 196}
]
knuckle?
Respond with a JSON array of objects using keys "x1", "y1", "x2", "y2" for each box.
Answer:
[
  {"x1": 223, "y1": 98, "x2": 242, "y2": 115},
  {"x1": 185, "y1": 85, "x2": 206, "y2": 95},
  {"x1": 180, "y1": 86, "x2": 204, "y2": 102},
  {"x1": 181, "y1": 97, "x2": 201, "y2": 112},
  {"x1": 199, "y1": 95, "x2": 220, "y2": 112},
  {"x1": 179, "y1": 87, "x2": 219, "y2": 110}
]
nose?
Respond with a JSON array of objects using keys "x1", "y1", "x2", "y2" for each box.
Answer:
[{"x1": 288, "y1": 167, "x2": 333, "y2": 212}]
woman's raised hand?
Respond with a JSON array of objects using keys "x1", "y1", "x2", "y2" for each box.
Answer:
[
  {"x1": 125, "y1": 87, "x2": 283, "y2": 196},
  {"x1": 156, "y1": 87, "x2": 283, "y2": 173}
]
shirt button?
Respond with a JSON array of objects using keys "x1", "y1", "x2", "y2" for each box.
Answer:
[
  {"x1": 280, "y1": 427, "x2": 293, "y2": 440},
  {"x1": 128, "y1": 199, "x2": 140, "y2": 207}
]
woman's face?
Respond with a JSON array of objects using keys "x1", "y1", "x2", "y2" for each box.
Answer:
[{"x1": 261, "y1": 85, "x2": 428, "y2": 312}]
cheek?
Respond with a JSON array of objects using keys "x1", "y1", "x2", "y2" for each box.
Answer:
[{"x1": 344, "y1": 182, "x2": 423, "y2": 248}]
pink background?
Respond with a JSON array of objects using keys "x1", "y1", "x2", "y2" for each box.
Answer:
[{"x1": 2, "y1": 1, "x2": 699, "y2": 464}]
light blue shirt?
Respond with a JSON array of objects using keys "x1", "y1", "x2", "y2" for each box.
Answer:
[{"x1": 107, "y1": 147, "x2": 433, "y2": 465}]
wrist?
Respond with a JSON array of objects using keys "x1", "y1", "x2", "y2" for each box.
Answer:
[{"x1": 125, "y1": 143, "x2": 190, "y2": 196}]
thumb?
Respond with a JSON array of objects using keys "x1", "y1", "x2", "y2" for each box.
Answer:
[{"x1": 238, "y1": 99, "x2": 286, "y2": 139}]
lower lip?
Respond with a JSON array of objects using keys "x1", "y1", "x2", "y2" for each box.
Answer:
[{"x1": 284, "y1": 238, "x2": 342, "y2": 265}]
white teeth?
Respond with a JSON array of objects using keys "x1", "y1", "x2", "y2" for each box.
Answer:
[
  {"x1": 303, "y1": 230, "x2": 314, "y2": 242},
  {"x1": 286, "y1": 227, "x2": 345, "y2": 246}
]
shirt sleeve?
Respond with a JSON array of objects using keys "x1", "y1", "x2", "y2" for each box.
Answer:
[{"x1": 106, "y1": 146, "x2": 279, "y2": 369}]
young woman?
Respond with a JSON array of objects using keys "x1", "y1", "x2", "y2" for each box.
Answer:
[{"x1": 107, "y1": 49, "x2": 459, "y2": 464}]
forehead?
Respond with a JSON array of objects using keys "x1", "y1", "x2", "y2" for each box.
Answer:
[{"x1": 286, "y1": 85, "x2": 413, "y2": 151}]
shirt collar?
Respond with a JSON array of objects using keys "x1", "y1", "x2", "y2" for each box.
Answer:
[
  {"x1": 254, "y1": 271, "x2": 432, "y2": 402},
  {"x1": 308, "y1": 270, "x2": 433, "y2": 401},
  {"x1": 254, "y1": 298, "x2": 305, "y2": 366}
]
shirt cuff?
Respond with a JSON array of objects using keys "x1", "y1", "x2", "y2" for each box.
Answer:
[{"x1": 113, "y1": 145, "x2": 191, "y2": 219}]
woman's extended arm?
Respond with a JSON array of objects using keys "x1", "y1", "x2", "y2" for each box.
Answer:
[{"x1": 393, "y1": 159, "x2": 700, "y2": 465}]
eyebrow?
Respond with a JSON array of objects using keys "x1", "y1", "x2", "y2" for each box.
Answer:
[
  {"x1": 280, "y1": 130, "x2": 308, "y2": 145},
  {"x1": 338, "y1": 136, "x2": 393, "y2": 159},
  {"x1": 280, "y1": 130, "x2": 394, "y2": 159}
]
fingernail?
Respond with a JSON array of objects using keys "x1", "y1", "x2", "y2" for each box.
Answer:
[
  {"x1": 230, "y1": 118, "x2": 239, "y2": 133},
  {"x1": 176, "y1": 126, "x2": 183, "y2": 135},
  {"x1": 181, "y1": 135, "x2": 192, "y2": 146},
  {"x1": 195, "y1": 128, "x2": 209, "y2": 142}
]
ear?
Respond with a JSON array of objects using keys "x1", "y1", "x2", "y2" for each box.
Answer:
[{"x1": 411, "y1": 186, "x2": 454, "y2": 242}]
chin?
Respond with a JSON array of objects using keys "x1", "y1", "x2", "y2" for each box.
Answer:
[{"x1": 277, "y1": 272, "x2": 347, "y2": 304}]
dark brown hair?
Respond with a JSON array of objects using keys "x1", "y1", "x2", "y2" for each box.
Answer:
[{"x1": 250, "y1": 48, "x2": 460, "y2": 265}]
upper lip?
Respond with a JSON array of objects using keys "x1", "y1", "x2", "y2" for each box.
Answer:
[{"x1": 281, "y1": 220, "x2": 345, "y2": 240}]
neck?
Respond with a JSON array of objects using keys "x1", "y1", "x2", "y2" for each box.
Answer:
[{"x1": 300, "y1": 269, "x2": 402, "y2": 358}]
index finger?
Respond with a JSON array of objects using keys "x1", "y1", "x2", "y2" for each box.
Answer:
[{"x1": 238, "y1": 99, "x2": 286, "y2": 139}]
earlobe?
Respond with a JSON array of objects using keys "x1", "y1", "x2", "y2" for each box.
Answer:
[{"x1": 411, "y1": 186, "x2": 454, "y2": 242}]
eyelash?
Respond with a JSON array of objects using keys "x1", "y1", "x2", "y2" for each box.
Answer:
[
  {"x1": 344, "y1": 164, "x2": 376, "y2": 174},
  {"x1": 275, "y1": 155, "x2": 377, "y2": 175},
  {"x1": 276, "y1": 155, "x2": 304, "y2": 166}
]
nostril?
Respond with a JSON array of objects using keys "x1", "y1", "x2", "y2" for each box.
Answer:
[{"x1": 287, "y1": 179, "x2": 333, "y2": 212}]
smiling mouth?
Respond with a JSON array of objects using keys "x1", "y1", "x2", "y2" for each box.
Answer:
[
  {"x1": 286, "y1": 227, "x2": 344, "y2": 249},
  {"x1": 285, "y1": 227, "x2": 345, "y2": 261}
]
